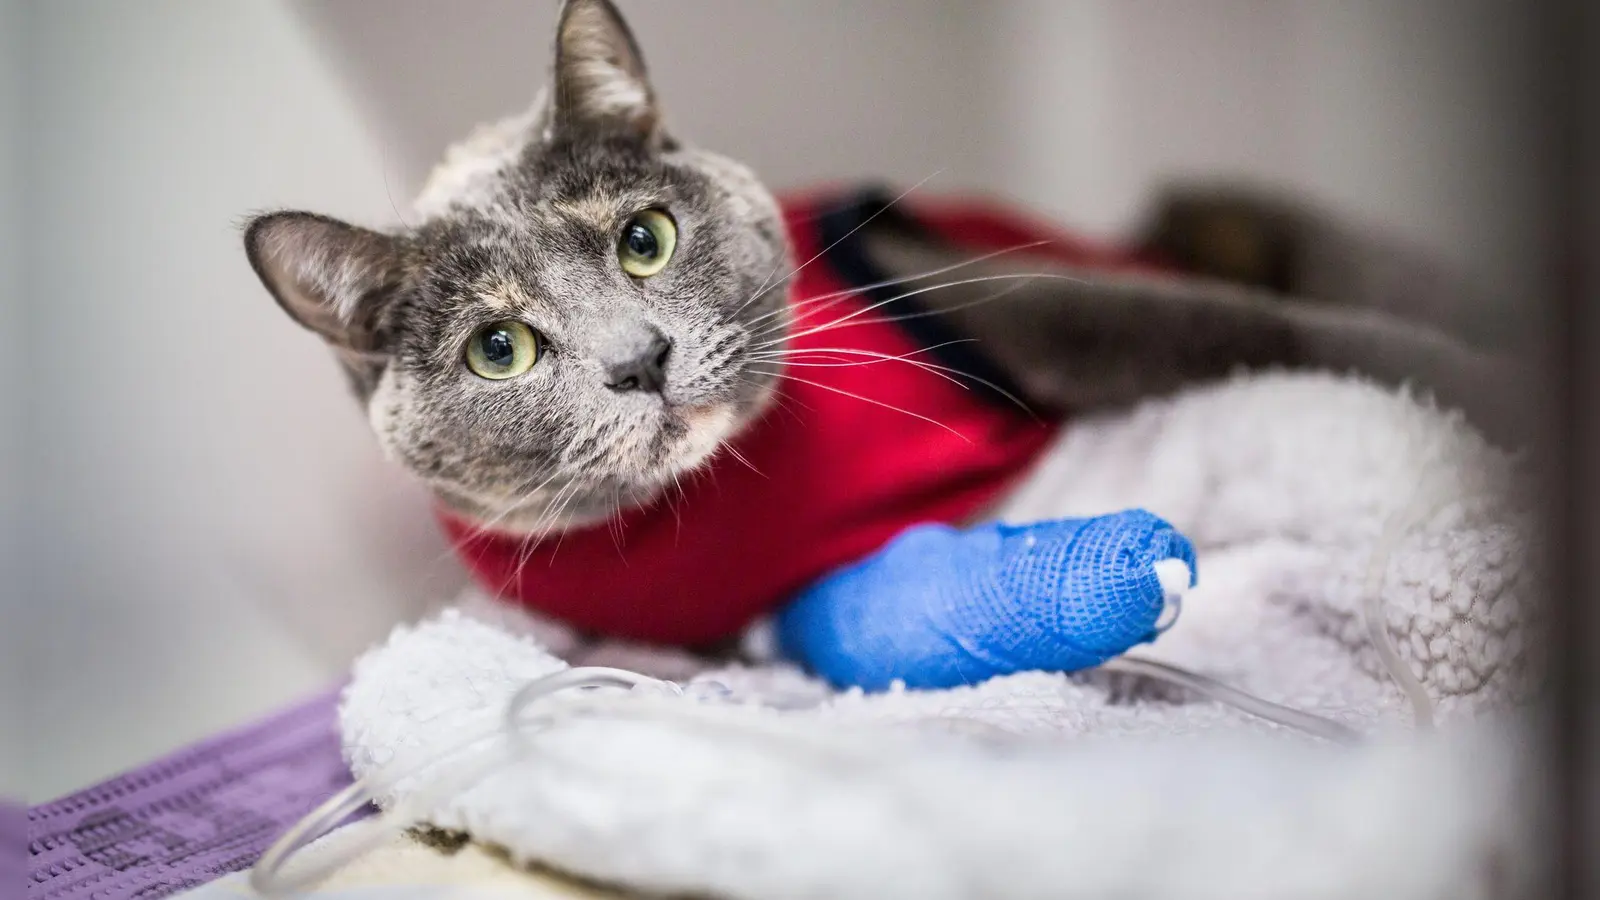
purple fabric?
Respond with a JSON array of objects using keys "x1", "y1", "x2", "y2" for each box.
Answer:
[{"x1": 27, "y1": 689, "x2": 355, "y2": 900}]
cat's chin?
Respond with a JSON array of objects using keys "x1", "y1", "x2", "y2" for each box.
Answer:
[
  {"x1": 440, "y1": 399, "x2": 760, "y2": 537},
  {"x1": 669, "y1": 403, "x2": 741, "y2": 473},
  {"x1": 439, "y1": 483, "x2": 659, "y2": 535}
]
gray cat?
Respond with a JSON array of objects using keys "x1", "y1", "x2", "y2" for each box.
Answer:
[{"x1": 244, "y1": 0, "x2": 1525, "y2": 563}]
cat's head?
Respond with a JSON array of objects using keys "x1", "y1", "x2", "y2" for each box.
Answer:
[{"x1": 245, "y1": 0, "x2": 790, "y2": 533}]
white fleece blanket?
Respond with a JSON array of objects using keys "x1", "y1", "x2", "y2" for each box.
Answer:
[{"x1": 336, "y1": 372, "x2": 1542, "y2": 900}]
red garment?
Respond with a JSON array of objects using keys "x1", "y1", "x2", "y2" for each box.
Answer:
[{"x1": 442, "y1": 188, "x2": 1151, "y2": 645}]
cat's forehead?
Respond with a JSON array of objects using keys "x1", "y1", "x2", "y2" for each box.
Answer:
[
  {"x1": 414, "y1": 109, "x2": 685, "y2": 220},
  {"x1": 418, "y1": 155, "x2": 696, "y2": 269},
  {"x1": 414, "y1": 213, "x2": 584, "y2": 305},
  {"x1": 414, "y1": 141, "x2": 722, "y2": 293},
  {"x1": 417, "y1": 188, "x2": 663, "y2": 284}
]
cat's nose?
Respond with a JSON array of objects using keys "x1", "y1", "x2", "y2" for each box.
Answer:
[{"x1": 604, "y1": 333, "x2": 672, "y2": 394}]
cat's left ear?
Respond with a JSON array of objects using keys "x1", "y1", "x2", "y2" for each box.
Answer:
[
  {"x1": 549, "y1": 0, "x2": 662, "y2": 143},
  {"x1": 243, "y1": 211, "x2": 409, "y2": 354}
]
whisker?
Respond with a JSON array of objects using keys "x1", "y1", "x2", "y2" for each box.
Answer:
[
  {"x1": 749, "y1": 340, "x2": 974, "y2": 364},
  {"x1": 501, "y1": 530, "x2": 539, "y2": 598},
  {"x1": 845, "y1": 278, "x2": 1044, "y2": 328},
  {"x1": 752, "y1": 353, "x2": 857, "y2": 365},
  {"x1": 911, "y1": 361, "x2": 1036, "y2": 418},
  {"x1": 607, "y1": 486, "x2": 627, "y2": 558},
  {"x1": 741, "y1": 374, "x2": 814, "y2": 421},
  {"x1": 506, "y1": 478, "x2": 583, "y2": 587},
  {"x1": 756, "y1": 272, "x2": 1074, "y2": 350},
  {"x1": 752, "y1": 357, "x2": 923, "y2": 368},
  {"x1": 733, "y1": 173, "x2": 943, "y2": 316},
  {"x1": 749, "y1": 366, "x2": 971, "y2": 443},
  {"x1": 719, "y1": 443, "x2": 765, "y2": 477},
  {"x1": 415, "y1": 469, "x2": 566, "y2": 583},
  {"x1": 544, "y1": 480, "x2": 588, "y2": 565},
  {"x1": 750, "y1": 344, "x2": 972, "y2": 388},
  {"x1": 752, "y1": 340, "x2": 1037, "y2": 418},
  {"x1": 667, "y1": 469, "x2": 686, "y2": 543},
  {"x1": 742, "y1": 240, "x2": 1050, "y2": 339},
  {"x1": 497, "y1": 480, "x2": 569, "y2": 598},
  {"x1": 379, "y1": 141, "x2": 413, "y2": 231}
]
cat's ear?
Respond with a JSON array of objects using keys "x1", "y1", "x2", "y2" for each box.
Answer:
[
  {"x1": 549, "y1": 0, "x2": 661, "y2": 142},
  {"x1": 244, "y1": 212, "x2": 408, "y2": 353}
]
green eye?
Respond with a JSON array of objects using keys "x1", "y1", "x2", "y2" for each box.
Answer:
[
  {"x1": 465, "y1": 321, "x2": 540, "y2": 380},
  {"x1": 617, "y1": 208, "x2": 677, "y2": 278}
]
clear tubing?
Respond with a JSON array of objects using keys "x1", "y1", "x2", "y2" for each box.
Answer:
[
  {"x1": 250, "y1": 667, "x2": 675, "y2": 898},
  {"x1": 1361, "y1": 485, "x2": 1447, "y2": 730},
  {"x1": 252, "y1": 476, "x2": 1462, "y2": 894},
  {"x1": 1098, "y1": 655, "x2": 1363, "y2": 745},
  {"x1": 247, "y1": 732, "x2": 508, "y2": 896},
  {"x1": 250, "y1": 657, "x2": 1371, "y2": 895},
  {"x1": 1096, "y1": 473, "x2": 1450, "y2": 742}
]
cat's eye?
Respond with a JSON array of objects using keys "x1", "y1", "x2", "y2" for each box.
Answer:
[
  {"x1": 616, "y1": 209, "x2": 677, "y2": 278},
  {"x1": 465, "y1": 321, "x2": 540, "y2": 380}
]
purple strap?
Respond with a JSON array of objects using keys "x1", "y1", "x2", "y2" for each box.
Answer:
[{"x1": 27, "y1": 689, "x2": 356, "y2": 900}]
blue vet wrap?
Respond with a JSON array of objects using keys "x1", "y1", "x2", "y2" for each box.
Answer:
[{"x1": 775, "y1": 509, "x2": 1198, "y2": 691}]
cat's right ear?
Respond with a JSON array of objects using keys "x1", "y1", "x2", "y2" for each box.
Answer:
[
  {"x1": 549, "y1": 0, "x2": 661, "y2": 142},
  {"x1": 243, "y1": 212, "x2": 408, "y2": 353}
]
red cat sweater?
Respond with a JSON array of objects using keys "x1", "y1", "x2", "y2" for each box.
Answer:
[{"x1": 442, "y1": 187, "x2": 1153, "y2": 645}]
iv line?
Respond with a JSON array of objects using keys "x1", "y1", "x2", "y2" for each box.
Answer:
[
  {"x1": 1102, "y1": 473, "x2": 1453, "y2": 740},
  {"x1": 1098, "y1": 655, "x2": 1362, "y2": 745},
  {"x1": 251, "y1": 478, "x2": 1455, "y2": 895},
  {"x1": 250, "y1": 648, "x2": 1380, "y2": 897},
  {"x1": 250, "y1": 668, "x2": 668, "y2": 897}
]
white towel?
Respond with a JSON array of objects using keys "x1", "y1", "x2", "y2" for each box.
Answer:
[{"x1": 337, "y1": 371, "x2": 1540, "y2": 900}]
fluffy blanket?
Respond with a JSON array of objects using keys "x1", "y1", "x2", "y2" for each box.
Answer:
[{"x1": 321, "y1": 371, "x2": 1543, "y2": 900}]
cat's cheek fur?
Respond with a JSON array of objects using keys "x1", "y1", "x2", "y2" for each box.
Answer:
[
  {"x1": 365, "y1": 366, "x2": 410, "y2": 465},
  {"x1": 673, "y1": 405, "x2": 739, "y2": 473},
  {"x1": 675, "y1": 148, "x2": 791, "y2": 301},
  {"x1": 680, "y1": 150, "x2": 779, "y2": 228}
]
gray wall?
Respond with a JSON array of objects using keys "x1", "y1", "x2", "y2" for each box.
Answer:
[
  {"x1": 987, "y1": 1, "x2": 1552, "y2": 310},
  {"x1": 16, "y1": 0, "x2": 1550, "y2": 799},
  {"x1": 2, "y1": 0, "x2": 23, "y2": 800},
  {"x1": 22, "y1": 0, "x2": 447, "y2": 801}
]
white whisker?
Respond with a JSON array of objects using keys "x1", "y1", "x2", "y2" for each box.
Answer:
[
  {"x1": 750, "y1": 340, "x2": 973, "y2": 364},
  {"x1": 750, "y1": 343, "x2": 972, "y2": 388},
  {"x1": 743, "y1": 240, "x2": 1050, "y2": 339},
  {"x1": 543, "y1": 480, "x2": 588, "y2": 563},
  {"x1": 504, "y1": 477, "x2": 584, "y2": 589},
  {"x1": 749, "y1": 366, "x2": 971, "y2": 443},
  {"x1": 666, "y1": 469, "x2": 686, "y2": 539},
  {"x1": 753, "y1": 343, "x2": 1036, "y2": 416},
  {"x1": 415, "y1": 470, "x2": 565, "y2": 581},
  {"x1": 720, "y1": 443, "x2": 764, "y2": 477},
  {"x1": 732, "y1": 173, "x2": 943, "y2": 316},
  {"x1": 756, "y1": 272, "x2": 1077, "y2": 350}
]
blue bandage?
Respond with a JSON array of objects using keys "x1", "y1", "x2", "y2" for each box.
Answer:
[{"x1": 775, "y1": 509, "x2": 1197, "y2": 691}]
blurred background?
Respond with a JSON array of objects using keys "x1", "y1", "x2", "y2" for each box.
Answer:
[{"x1": 6, "y1": 0, "x2": 1556, "y2": 800}]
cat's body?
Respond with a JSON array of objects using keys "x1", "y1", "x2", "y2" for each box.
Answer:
[{"x1": 246, "y1": 0, "x2": 1529, "y2": 650}]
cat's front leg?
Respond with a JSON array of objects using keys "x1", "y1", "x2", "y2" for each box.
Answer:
[{"x1": 859, "y1": 226, "x2": 1535, "y2": 449}]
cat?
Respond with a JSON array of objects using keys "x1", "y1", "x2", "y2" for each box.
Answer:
[
  {"x1": 246, "y1": 1, "x2": 792, "y2": 535},
  {"x1": 243, "y1": 0, "x2": 1531, "y2": 670}
]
